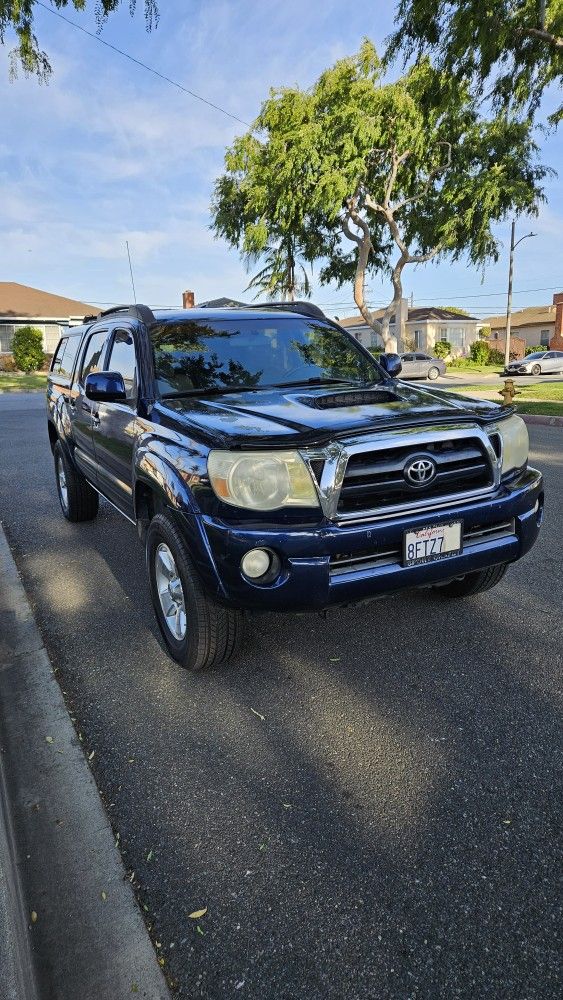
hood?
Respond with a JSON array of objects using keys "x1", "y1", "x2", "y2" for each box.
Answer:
[{"x1": 152, "y1": 380, "x2": 506, "y2": 448}]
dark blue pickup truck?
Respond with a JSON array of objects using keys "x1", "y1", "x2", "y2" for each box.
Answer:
[{"x1": 46, "y1": 302, "x2": 543, "y2": 670}]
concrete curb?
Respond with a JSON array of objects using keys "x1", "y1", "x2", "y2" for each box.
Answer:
[
  {"x1": 0, "y1": 525, "x2": 170, "y2": 1000},
  {"x1": 521, "y1": 413, "x2": 563, "y2": 428},
  {"x1": 0, "y1": 736, "x2": 40, "y2": 1000}
]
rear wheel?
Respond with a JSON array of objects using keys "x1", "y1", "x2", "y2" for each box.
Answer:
[
  {"x1": 54, "y1": 441, "x2": 99, "y2": 522},
  {"x1": 146, "y1": 513, "x2": 245, "y2": 670},
  {"x1": 432, "y1": 563, "x2": 508, "y2": 599},
  {"x1": 531, "y1": 364, "x2": 541, "y2": 375},
  {"x1": 427, "y1": 366, "x2": 440, "y2": 380}
]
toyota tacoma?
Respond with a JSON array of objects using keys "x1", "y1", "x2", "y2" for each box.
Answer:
[{"x1": 46, "y1": 302, "x2": 543, "y2": 670}]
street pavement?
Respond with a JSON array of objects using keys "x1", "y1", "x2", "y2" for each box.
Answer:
[{"x1": 0, "y1": 393, "x2": 561, "y2": 1000}]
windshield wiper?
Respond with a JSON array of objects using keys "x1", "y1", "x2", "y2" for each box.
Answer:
[
  {"x1": 270, "y1": 377, "x2": 363, "y2": 389},
  {"x1": 161, "y1": 385, "x2": 263, "y2": 399}
]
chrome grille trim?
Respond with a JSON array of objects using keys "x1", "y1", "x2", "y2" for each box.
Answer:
[{"x1": 301, "y1": 424, "x2": 501, "y2": 522}]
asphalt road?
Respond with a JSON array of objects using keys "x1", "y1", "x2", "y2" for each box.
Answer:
[{"x1": 1, "y1": 393, "x2": 561, "y2": 1000}]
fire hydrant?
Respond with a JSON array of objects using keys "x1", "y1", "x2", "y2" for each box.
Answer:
[{"x1": 499, "y1": 378, "x2": 521, "y2": 406}]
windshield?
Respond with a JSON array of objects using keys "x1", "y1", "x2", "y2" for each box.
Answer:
[
  {"x1": 523, "y1": 352, "x2": 546, "y2": 360},
  {"x1": 150, "y1": 317, "x2": 382, "y2": 396}
]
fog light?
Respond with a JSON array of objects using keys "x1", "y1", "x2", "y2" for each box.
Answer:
[{"x1": 241, "y1": 548, "x2": 272, "y2": 579}]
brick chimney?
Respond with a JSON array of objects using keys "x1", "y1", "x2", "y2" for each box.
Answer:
[
  {"x1": 550, "y1": 293, "x2": 563, "y2": 350},
  {"x1": 182, "y1": 289, "x2": 195, "y2": 309}
]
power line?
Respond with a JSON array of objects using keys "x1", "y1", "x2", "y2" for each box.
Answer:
[{"x1": 36, "y1": 0, "x2": 253, "y2": 129}]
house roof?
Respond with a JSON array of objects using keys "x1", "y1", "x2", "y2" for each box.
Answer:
[
  {"x1": 483, "y1": 305, "x2": 556, "y2": 329},
  {"x1": 197, "y1": 296, "x2": 248, "y2": 308},
  {"x1": 337, "y1": 306, "x2": 477, "y2": 327},
  {"x1": 0, "y1": 282, "x2": 95, "y2": 319}
]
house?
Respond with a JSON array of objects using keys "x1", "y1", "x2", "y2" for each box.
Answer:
[
  {"x1": 483, "y1": 293, "x2": 562, "y2": 350},
  {"x1": 337, "y1": 303, "x2": 482, "y2": 356},
  {"x1": 0, "y1": 282, "x2": 95, "y2": 356}
]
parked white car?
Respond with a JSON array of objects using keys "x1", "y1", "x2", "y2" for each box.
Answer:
[{"x1": 505, "y1": 351, "x2": 563, "y2": 376}]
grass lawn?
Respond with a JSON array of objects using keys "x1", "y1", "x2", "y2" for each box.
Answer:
[
  {"x1": 0, "y1": 372, "x2": 48, "y2": 392},
  {"x1": 447, "y1": 382, "x2": 563, "y2": 402},
  {"x1": 446, "y1": 362, "x2": 503, "y2": 375},
  {"x1": 516, "y1": 401, "x2": 563, "y2": 417}
]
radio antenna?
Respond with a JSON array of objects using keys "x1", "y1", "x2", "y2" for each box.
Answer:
[{"x1": 126, "y1": 240, "x2": 137, "y2": 304}]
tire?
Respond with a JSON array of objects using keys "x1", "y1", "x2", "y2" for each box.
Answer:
[
  {"x1": 54, "y1": 440, "x2": 99, "y2": 522},
  {"x1": 146, "y1": 513, "x2": 245, "y2": 670},
  {"x1": 531, "y1": 364, "x2": 541, "y2": 375},
  {"x1": 432, "y1": 563, "x2": 508, "y2": 599},
  {"x1": 427, "y1": 366, "x2": 440, "y2": 380}
]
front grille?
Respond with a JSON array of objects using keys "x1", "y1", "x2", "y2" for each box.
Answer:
[{"x1": 337, "y1": 437, "x2": 493, "y2": 515}]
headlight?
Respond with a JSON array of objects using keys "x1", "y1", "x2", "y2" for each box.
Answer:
[
  {"x1": 496, "y1": 414, "x2": 529, "y2": 475},
  {"x1": 207, "y1": 450, "x2": 319, "y2": 510}
]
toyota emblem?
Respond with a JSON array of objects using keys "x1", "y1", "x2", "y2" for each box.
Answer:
[{"x1": 404, "y1": 456, "x2": 437, "y2": 487}]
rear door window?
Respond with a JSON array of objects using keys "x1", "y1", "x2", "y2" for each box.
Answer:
[
  {"x1": 51, "y1": 338, "x2": 68, "y2": 373},
  {"x1": 59, "y1": 336, "x2": 81, "y2": 378}
]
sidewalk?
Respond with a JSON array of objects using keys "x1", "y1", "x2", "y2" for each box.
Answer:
[{"x1": 0, "y1": 525, "x2": 170, "y2": 1000}]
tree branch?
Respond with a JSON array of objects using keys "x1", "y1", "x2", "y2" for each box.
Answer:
[
  {"x1": 392, "y1": 142, "x2": 452, "y2": 212},
  {"x1": 520, "y1": 26, "x2": 563, "y2": 49}
]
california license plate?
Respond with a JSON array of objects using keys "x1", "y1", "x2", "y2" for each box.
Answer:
[{"x1": 403, "y1": 521, "x2": 462, "y2": 567}]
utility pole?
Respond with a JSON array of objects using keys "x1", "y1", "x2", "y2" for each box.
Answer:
[{"x1": 504, "y1": 221, "x2": 535, "y2": 370}]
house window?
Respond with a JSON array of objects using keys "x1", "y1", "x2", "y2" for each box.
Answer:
[
  {"x1": 439, "y1": 327, "x2": 448, "y2": 341},
  {"x1": 449, "y1": 329, "x2": 466, "y2": 348},
  {"x1": 414, "y1": 328, "x2": 423, "y2": 349},
  {"x1": 540, "y1": 329, "x2": 550, "y2": 346},
  {"x1": 0, "y1": 324, "x2": 15, "y2": 352}
]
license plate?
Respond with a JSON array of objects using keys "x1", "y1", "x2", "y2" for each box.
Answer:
[{"x1": 403, "y1": 521, "x2": 462, "y2": 567}]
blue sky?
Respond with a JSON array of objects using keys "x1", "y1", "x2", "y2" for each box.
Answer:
[{"x1": 1, "y1": 0, "x2": 561, "y2": 320}]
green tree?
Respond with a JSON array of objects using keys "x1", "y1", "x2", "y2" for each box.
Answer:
[
  {"x1": 387, "y1": 0, "x2": 563, "y2": 124},
  {"x1": 212, "y1": 42, "x2": 548, "y2": 352},
  {"x1": 245, "y1": 236, "x2": 312, "y2": 301},
  {"x1": 1, "y1": 0, "x2": 158, "y2": 80},
  {"x1": 437, "y1": 306, "x2": 471, "y2": 316},
  {"x1": 12, "y1": 326, "x2": 44, "y2": 373}
]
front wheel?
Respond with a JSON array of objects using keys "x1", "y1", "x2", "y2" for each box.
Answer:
[
  {"x1": 427, "y1": 366, "x2": 440, "y2": 380},
  {"x1": 432, "y1": 563, "x2": 508, "y2": 599},
  {"x1": 146, "y1": 513, "x2": 245, "y2": 670},
  {"x1": 531, "y1": 364, "x2": 541, "y2": 375},
  {"x1": 54, "y1": 441, "x2": 99, "y2": 522}
]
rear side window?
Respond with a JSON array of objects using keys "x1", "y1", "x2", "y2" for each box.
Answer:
[
  {"x1": 80, "y1": 330, "x2": 109, "y2": 384},
  {"x1": 60, "y1": 337, "x2": 81, "y2": 378},
  {"x1": 51, "y1": 338, "x2": 68, "y2": 373}
]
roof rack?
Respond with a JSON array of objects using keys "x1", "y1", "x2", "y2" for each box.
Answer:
[
  {"x1": 244, "y1": 301, "x2": 328, "y2": 321},
  {"x1": 82, "y1": 304, "x2": 156, "y2": 325}
]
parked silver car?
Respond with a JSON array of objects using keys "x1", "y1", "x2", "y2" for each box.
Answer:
[
  {"x1": 399, "y1": 352, "x2": 446, "y2": 380},
  {"x1": 505, "y1": 350, "x2": 563, "y2": 376}
]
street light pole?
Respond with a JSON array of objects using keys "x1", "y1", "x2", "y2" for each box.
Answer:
[{"x1": 504, "y1": 221, "x2": 536, "y2": 370}]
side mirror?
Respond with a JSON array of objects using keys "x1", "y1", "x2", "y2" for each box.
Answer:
[
  {"x1": 85, "y1": 371, "x2": 127, "y2": 402},
  {"x1": 378, "y1": 353, "x2": 402, "y2": 378}
]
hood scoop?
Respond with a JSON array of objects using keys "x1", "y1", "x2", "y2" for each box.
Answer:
[{"x1": 302, "y1": 388, "x2": 400, "y2": 409}]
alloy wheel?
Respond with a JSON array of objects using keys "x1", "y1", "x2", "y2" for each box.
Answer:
[{"x1": 154, "y1": 542, "x2": 187, "y2": 640}]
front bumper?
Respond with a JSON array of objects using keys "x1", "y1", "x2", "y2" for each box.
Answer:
[{"x1": 193, "y1": 467, "x2": 543, "y2": 612}]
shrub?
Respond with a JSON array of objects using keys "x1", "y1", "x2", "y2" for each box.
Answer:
[
  {"x1": 433, "y1": 340, "x2": 451, "y2": 359},
  {"x1": 12, "y1": 326, "x2": 44, "y2": 373},
  {"x1": 525, "y1": 345, "x2": 546, "y2": 355},
  {"x1": 469, "y1": 340, "x2": 491, "y2": 364},
  {"x1": 0, "y1": 353, "x2": 17, "y2": 372},
  {"x1": 488, "y1": 348, "x2": 518, "y2": 365}
]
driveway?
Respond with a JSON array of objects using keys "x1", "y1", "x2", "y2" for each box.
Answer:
[{"x1": 0, "y1": 393, "x2": 561, "y2": 1000}]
